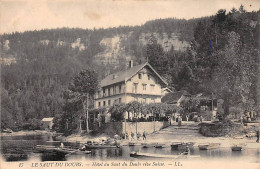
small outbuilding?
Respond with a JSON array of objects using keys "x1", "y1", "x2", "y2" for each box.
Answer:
[{"x1": 41, "y1": 117, "x2": 54, "y2": 130}]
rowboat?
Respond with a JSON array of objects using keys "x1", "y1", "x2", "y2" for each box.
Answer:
[
  {"x1": 154, "y1": 143, "x2": 166, "y2": 148},
  {"x1": 84, "y1": 140, "x2": 120, "y2": 149},
  {"x1": 129, "y1": 142, "x2": 135, "y2": 146},
  {"x1": 3, "y1": 153, "x2": 28, "y2": 161},
  {"x1": 231, "y1": 146, "x2": 243, "y2": 151},
  {"x1": 171, "y1": 142, "x2": 182, "y2": 149},
  {"x1": 231, "y1": 143, "x2": 246, "y2": 151},
  {"x1": 130, "y1": 152, "x2": 200, "y2": 159},
  {"x1": 171, "y1": 142, "x2": 194, "y2": 150},
  {"x1": 198, "y1": 143, "x2": 221, "y2": 150},
  {"x1": 141, "y1": 143, "x2": 153, "y2": 148},
  {"x1": 2, "y1": 149, "x2": 28, "y2": 161},
  {"x1": 35, "y1": 145, "x2": 78, "y2": 155}
]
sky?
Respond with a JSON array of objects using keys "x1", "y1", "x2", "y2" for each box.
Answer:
[{"x1": 0, "y1": 0, "x2": 259, "y2": 34}]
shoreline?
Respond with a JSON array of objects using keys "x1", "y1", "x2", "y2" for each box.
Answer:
[
  {"x1": 0, "y1": 130, "x2": 58, "y2": 137},
  {"x1": 1, "y1": 128, "x2": 259, "y2": 150}
]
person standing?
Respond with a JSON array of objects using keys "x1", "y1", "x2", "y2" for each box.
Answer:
[
  {"x1": 178, "y1": 116, "x2": 182, "y2": 127},
  {"x1": 137, "y1": 132, "x2": 141, "y2": 140},
  {"x1": 131, "y1": 132, "x2": 135, "y2": 140},
  {"x1": 60, "y1": 142, "x2": 64, "y2": 148},
  {"x1": 256, "y1": 129, "x2": 259, "y2": 143},
  {"x1": 240, "y1": 115, "x2": 243, "y2": 124},
  {"x1": 143, "y1": 131, "x2": 146, "y2": 140},
  {"x1": 183, "y1": 146, "x2": 190, "y2": 155}
]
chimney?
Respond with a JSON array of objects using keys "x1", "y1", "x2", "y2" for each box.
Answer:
[
  {"x1": 129, "y1": 60, "x2": 133, "y2": 68},
  {"x1": 112, "y1": 75, "x2": 117, "y2": 79}
]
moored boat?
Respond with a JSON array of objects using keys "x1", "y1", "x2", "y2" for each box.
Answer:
[
  {"x1": 141, "y1": 143, "x2": 153, "y2": 148},
  {"x1": 231, "y1": 145, "x2": 243, "y2": 151},
  {"x1": 171, "y1": 142, "x2": 194, "y2": 150},
  {"x1": 171, "y1": 142, "x2": 182, "y2": 149},
  {"x1": 84, "y1": 140, "x2": 120, "y2": 149},
  {"x1": 154, "y1": 143, "x2": 165, "y2": 148},
  {"x1": 198, "y1": 143, "x2": 221, "y2": 150},
  {"x1": 128, "y1": 142, "x2": 135, "y2": 146},
  {"x1": 178, "y1": 142, "x2": 194, "y2": 150},
  {"x1": 35, "y1": 145, "x2": 78, "y2": 155},
  {"x1": 3, "y1": 153, "x2": 28, "y2": 161}
]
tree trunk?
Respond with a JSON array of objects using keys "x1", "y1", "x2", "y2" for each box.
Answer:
[
  {"x1": 86, "y1": 94, "x2": 89, "y2": 133},
  {"x1": 82, "y1": 94, "x2": 89, "y2": 133},
  {"x1": 223, "y1": 98, "x2": 230, "y2": 118},
  {"x1": 82, "y1": 101, "x2": 85, "y2": 132}
]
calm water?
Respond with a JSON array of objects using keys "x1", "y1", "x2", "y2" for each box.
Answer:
[{"x1": 1, "y1": 134, "x2": 260, "y2": 163}]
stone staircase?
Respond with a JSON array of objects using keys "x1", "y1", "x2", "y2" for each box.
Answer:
[{"x1": 148, "y1": 121, "x2": 204, "y2": 141}]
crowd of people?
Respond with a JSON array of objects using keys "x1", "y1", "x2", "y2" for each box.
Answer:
[{"x1": 117, "y1": 131, "x2": 147, "y2": 141}]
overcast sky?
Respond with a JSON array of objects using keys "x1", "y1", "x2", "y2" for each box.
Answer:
[{"x1": 0, "y1": 0, "x2": 259, "y2": 34}]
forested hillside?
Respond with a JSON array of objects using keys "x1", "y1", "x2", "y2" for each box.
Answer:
[{"x1": 1, "y1": 6, "x2": 259, "y2": 130}]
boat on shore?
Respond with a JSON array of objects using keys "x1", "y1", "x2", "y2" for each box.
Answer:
[
  {"x1": 130, "y1": 152, "x2": 200, "y2": 159},
  {"x1": 198, "y1": 143, "x2": 221, "y2": 150},
  {"x1": 171, "y1": 142, "x2": 194, "y2": 150}
]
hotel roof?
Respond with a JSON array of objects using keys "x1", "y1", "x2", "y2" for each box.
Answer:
[{"x1": 100, "y1": 62, "x2": 168, "y2": 88}]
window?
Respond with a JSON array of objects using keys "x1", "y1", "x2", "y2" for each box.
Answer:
[
  {"x1": 108, "y1": 88, "x2": 111, "y2": 96},
  {"x1": 119, "y1": 85, "x2": 121, "y2": 93},
  {"x1": 119, "y1": 98, "x2": 122, "y2": 103},
  {"x1": 103, "y1": 89, "x2": 106, "y2": 97},
  {"x1": 142, "y1": 98, "x2": 146, "y2": 103},
  {"x1": 148, "y1": 75, "x2": 151, "y2": 80},
  {"x1": 133, "y1": 83, "x2": 138, "y2": 93},
  {"x1": 98, "y1": 91, "x2": 101, "y2": 98},
  {"x1": 142, "y1": 84, "x2": 147, "y2": 91},
  {"x1": 103, "y1": 101, "x2": 106, "y2": 107},
  {"x1": 98, "y1": 102, "x2": 101, "y2": 107},
  {"x1": 150, "y1": 84, "x2": 155, "y2": 92},
  {"x1": 108, "y1": 100, "x2": 111, "y2": 106},
  {"x1": 113, "y1": 86, "x2": 116, "y2": 95},
  {"x1": 138, "y1": 73, "x2": 142, "y2": 79}
]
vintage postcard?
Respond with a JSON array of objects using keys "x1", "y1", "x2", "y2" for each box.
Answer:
[{"x1": 0, "y1": 0, "x2": 260, "y2": 169}]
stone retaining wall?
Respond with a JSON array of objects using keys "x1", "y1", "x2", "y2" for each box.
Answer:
[
  {"x1": 99, "y1": 121, "x2": 169, "y2": 137},
  {"x1": 199, "y1": 122, "x2": 242, "y2": 137}
]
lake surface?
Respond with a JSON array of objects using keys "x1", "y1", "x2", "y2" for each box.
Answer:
[{"x1": 1, "y1": 134, "x2": 260, "y2": 163}]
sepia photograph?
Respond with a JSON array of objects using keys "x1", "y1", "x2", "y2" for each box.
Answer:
[{"x1": 0, "y1": 0, "x2": 260, "y2": 169}]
